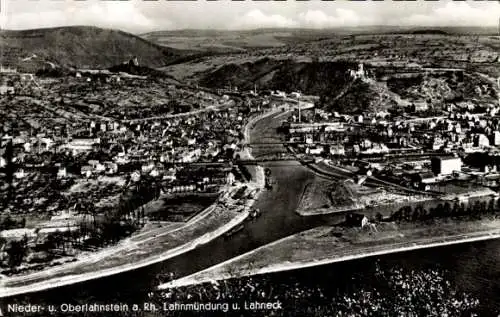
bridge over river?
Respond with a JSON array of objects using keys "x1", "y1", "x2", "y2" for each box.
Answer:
[{"x1": 0, "y1": 104, "x2": 447, "y2": 306}]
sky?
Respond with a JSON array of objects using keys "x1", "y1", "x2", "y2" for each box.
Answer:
[{"x1": 1, "y1": 0, "x2": 499, "y2": 34}]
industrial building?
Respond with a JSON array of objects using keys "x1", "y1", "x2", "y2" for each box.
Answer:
[{"x1": 431, "y1": 157, "x2": 463, "y2": 175}]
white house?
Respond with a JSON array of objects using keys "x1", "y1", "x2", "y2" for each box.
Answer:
[
  {"x1": 131, "y1": 171, "x2": 141, "y2": 182},
  {"x1": 57, "y1": 167, "x2": 67, "y2": 178},
  {"x1": 307, "y1": 146, "x2": 324, "y2": 155},
  {"x1": 226, "y1": 172, "x2": 236, "y2": 185},
  {"x1": 305, "y1": 135, "x2": 313, "y2": 144},
  {"x1": 14, "y1": 168, "x2": 25, "y2": 179},
  {"x1": 330, "y1": 145, "x2": 345, "y2": 156},
  {"x1": 81, "y1": 166, "x2": 93, "y2": 178}
]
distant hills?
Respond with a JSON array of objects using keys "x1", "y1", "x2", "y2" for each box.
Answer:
[
  {"x1": 410, "y1": 29, "x2": 449, "y2": 35},
  {"x1": 0, "y1": 26, "x2": 191, "y2": 71},
  {"x1": 1, "y1": 24, "x2": 497, "y2": 76},
  {"x1": 142, "y1": 26, "x2": 498, "y2": 53},
  {"x1": 143, "y1": 26, "x2": 498, "y2": 38},
  {"x1": 141, "y1": 29, "x2": 292, "y2": 53},
  {"x1": 1, "y1": 25, "x2": 496, "y2": 72}
]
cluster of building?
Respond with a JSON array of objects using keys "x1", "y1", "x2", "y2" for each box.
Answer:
[
  {"x1": 281, "y1": 79, "x2": 500, "y2": 196},
  {"x1": 0, "y1": 67, "x2": 286, "y2": 270},
  {"x1": 0, "y1": 70, "x2": 276, "y2": 230}
]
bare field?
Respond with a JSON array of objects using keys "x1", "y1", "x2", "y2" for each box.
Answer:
[
  {"x1": 296, "y1": 177, "x2": 427, "y2": 216},
  {"x1": 296, "y1": 179, "x2": 333, "y2": 211}
]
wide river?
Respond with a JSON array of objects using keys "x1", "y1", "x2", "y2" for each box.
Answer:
[{"x1": 4, "y1": 111, "x2": 500, "y2": 315}]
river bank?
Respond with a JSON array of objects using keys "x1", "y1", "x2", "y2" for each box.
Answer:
[
  {"x1": 159, "y1": 218, "x2": 500, "y2": 289},
  {"x1": 5, "y1": 91, "x2": 500, "y2": 315},
  {"x1": 0, "y1": 104, "x2": 283, "y2": 298},
  {"x1": 0, "y1": 182, "x2": 260, "y2": 298},
  {"x1": 0, "y1": 193, "x2": 248, "y2": 297}
]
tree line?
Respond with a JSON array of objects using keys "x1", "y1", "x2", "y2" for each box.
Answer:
[
  {"x1": 379, "y1": 198, "x2": 500, "y2": 224},
  {"x1": 0, "y1": 177, "x2": 160, "y2": 271}
]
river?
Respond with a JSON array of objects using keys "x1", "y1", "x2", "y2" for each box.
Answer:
[
  {"x1": 3, "y1": 111, "x2": 500, "y2": 315},
  {"x1": 5, "y1": 240, "x2": 500, "y2": 315}
]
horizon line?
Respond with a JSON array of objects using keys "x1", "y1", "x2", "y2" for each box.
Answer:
[{"x1": 1, "y1": 24, "x2": 497, "y2": 35}]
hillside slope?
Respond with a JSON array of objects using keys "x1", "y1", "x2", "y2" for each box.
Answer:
[
  {"x1": 199, "y1": 59, "x2": 357, "y2": 92},
  {"x1": 0, "y1": 26, "x2": 188, "y2": 71},
  {"x1": 198, "y1": 58, "x2": 390, "y2": 114}
]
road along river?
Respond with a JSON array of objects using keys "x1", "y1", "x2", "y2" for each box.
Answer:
[{"x1": 1, "y1": 107, "x2": 342, "y2": 303}]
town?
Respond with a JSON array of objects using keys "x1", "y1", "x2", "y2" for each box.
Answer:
[
  {"x1": 281, "y1": 63, "x2": 500, "y2": 207},
  {"x1": 0, "y1": 16, "x2": 500, "y2": 316},
  {"x1": 0, "y1": 58, "x2": 320, "y2": 276},
  {"x1": 1, "y1": 55, "x2": 499, "y2": 275}
]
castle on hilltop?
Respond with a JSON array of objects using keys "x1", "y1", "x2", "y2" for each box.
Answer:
[
  {"x1": 348, "y1": 63, "x2": 367, "y2": 81},
  {"x1": 129, "y1": 56, "x2": 139, "y2": 67}
]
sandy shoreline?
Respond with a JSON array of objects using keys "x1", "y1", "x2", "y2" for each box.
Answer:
[
  {"x1": 159, "y1": 221, "x2": 500, "y2": 289},
  {"x1": 0, "y1": 208, "x2": 250, "y2": 298}
]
